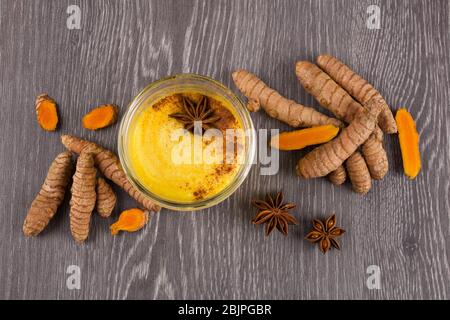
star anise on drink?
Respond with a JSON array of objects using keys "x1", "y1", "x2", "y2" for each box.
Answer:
[
  {"x1": 169, "y1": 95, "x2": 221, "y2": 134},
  {"x1": 251, "y1": 192, "x2": 298, "y2": 236},
  {"x1": 305, "y1": 214, "x2": 345, "y2": 254}
]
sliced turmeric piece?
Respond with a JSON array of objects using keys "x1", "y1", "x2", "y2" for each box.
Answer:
[
  {"x1": 395, "y1": 109, "x2": 421, "y2": 179},
  {"x1": 35, "y1": 94, "x2": 59, "y2": 131},
  {"x1": 82, "y1": 104, "x2": 118, "y2": 130},
  {"x1": 270, "y1": 125, "x2": 339, "y2": 151},
  {"x1": 110, "y1": 208, "x2": 149, "y2": 235}
]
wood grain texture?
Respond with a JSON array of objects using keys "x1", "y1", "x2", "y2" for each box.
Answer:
[{"x1": 0, "y1": 0, "x2": 449, "y2": 300}]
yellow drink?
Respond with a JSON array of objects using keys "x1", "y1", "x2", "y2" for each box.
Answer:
[{"x1": 127, "y1": 92, "x2": 244, "y2": 202}]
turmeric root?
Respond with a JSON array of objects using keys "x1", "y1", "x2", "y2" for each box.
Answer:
[
  {"x1": 296, "y1": 99, "x2": 382, "y2": 178},
  {"x1": 328, "y1": 165, "x2": 347, "y2": 185},
  {"x1": 110, "y1": 208, "x2": 149, "y2": 235},
  {"x1": 232, "y1": 69, "x2": 343, "y2": 128},
  {"x1": 316, "y1": 54, "x2": 397, "y2": 134},
  {"x1": 295, "y1": 61, "x2": 362, "y2": 123},
  {"x1": 82, "y1": 104, "x2": 118, "y2": 130},
  {"x1": 345, "y1": 152, "x2": 372, "y2": 194},
  {"x1": 295, "y1": 61, "x2": 388, "y2": 180},
  {"x1": 396, "y1": 109, "x2": 421, "y2": 179},
  {"x1": 271, "y1": 125, "x2": 339, "y2": 150},
  {"x1": 61, "y1": 135, "x2": 160, "y2": 212},
  {"x1": 96, "y1": 177, "x2": 116, "y2": 217},
  {"x1": 362, "y1": 127, "x2": 389, "y2": 180},
  {"x1": 23, "y1": 152, "x2": 73, "y2": 236},
  {"x1": 70, "y1": 152, "x2": 97, "y2": 243},
  {"x1": 35, "y1": 94, "x2": 59, "y2": 131}
]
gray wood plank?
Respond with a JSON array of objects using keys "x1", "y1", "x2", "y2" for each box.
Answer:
[{"x1": 0, "y1": 0, "x2": 449, "y2": 299}]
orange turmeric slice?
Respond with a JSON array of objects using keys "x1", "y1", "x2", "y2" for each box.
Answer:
[
  {"x1": 82, "y1": 104, "x2": 118, "y2": 130},
  {"x1": 270, "y1": 124, "x2": 339, "y2": 151},
  {"x1": 395, "y1": 108, "x2": 421, "y2": 179},
  {"x1": 36, "y1": 94, "x2": 59, "y2": 131},
  {"x1": 110, "y1": 208, "x2": 149, "y2": 235}
]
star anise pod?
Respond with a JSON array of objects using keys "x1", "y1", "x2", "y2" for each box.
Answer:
[
  {"x1": 251, "y1": 192, "x2": 298, "y2": 236},
  {"x1": 169, "y1": 95, "x2": 221, "y2": 134},
  {"x1": 305, "y1": 214, "x2": 345, "y2": 254}
]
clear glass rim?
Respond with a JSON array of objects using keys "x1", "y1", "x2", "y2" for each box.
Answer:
[{"x1": 118, "y1": 73, "x2": 256, "y2": 211}]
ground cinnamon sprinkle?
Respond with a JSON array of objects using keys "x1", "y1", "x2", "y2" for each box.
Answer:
[
  {"x1": 193, "y1": 187, "x2": 208, "y2": 200},
  {"x1": 215, "y1": 164, "x2": 234, "y2": 176},
  {"x1": 209, "y1": 98, "x2": 239, "y2": 131},
  {"x1": 192, "y1": 164, "x2": 235, "y2": 200},
  {"x1": 152, "y1": 95, "x2": 181, "y2": 111}
]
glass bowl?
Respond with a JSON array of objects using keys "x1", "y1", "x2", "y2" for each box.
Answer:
[{"x1": 118, "y1": 74, "x2": 256, "y2": 211}]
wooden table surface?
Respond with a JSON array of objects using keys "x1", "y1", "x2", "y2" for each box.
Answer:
[{"x1": 0, "y1": 0, "x2": 449, "y2": 300}]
